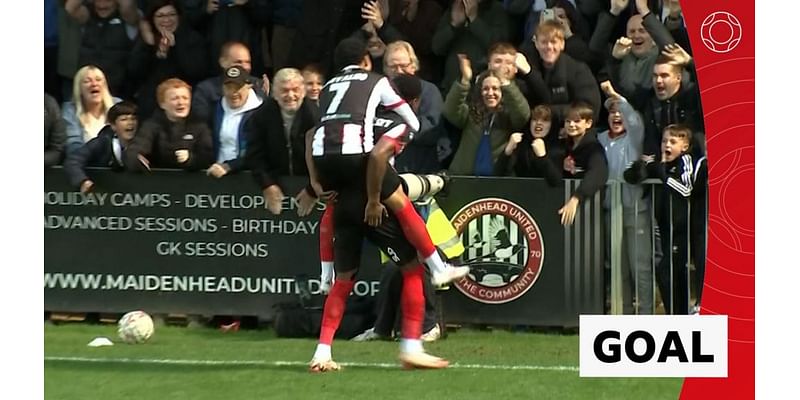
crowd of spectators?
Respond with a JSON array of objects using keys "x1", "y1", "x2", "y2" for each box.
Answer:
[{"x1": 44, "y1": 0, "x2": 707, "y2": 315}]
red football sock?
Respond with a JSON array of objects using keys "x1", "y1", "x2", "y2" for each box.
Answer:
[
  {"x1": 319, "y1": 278, "x2": 354, "y2": 345},
  {"x1": 393, "y1": 197, "x2": 436, "y2": 258},
  {"x1": 319, "y1": 204, "x2": 335, "y2": 263},
  {"x1": 400, "y1": 265, "x2": 425, "y2": 340}
]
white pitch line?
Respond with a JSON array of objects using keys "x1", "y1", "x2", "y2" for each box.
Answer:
[{"x1": 45, "y1": 356, "x2": 578, "y2": 372}]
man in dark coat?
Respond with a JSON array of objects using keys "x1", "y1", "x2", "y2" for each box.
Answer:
[{"x1": 245, "y1": 68, "x2": 320, "y2": 215}]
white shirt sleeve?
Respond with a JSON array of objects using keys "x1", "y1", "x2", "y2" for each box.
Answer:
[{"x1": 374, "y1": 77, "x2": 420, "y2": 132}]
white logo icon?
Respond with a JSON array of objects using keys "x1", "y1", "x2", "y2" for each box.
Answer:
[{"x1": 700, "y1": 12, "x2": 742, "y2": 53}]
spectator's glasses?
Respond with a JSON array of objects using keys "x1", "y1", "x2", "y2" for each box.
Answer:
[
  {"x1": 155, "y1": 11, "x2": 178, "y2": 19},
  {"x1": 387, "y1": 62, "x2": 412, "y2": 71}
]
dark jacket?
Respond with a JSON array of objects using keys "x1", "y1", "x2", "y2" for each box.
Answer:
[
  {"x1": 272, "y1": 0, "x2": 302, "y2": 27},
  {"x1": 77, "y1": 10, "x2": 134, "y2": 97},
  {"x1": 380, "y1": 0, "x2": 445, "y2": 82},
  {"x1": 431, "y1": 0, "x2": 511, "y2": 92},
  {"x1": 394, "y1": 79, "x2": 444, "y2": 174},
  {"x1": 630, "y1": 152, "x2": 707, "y2": 284},
  {"x1": 124, "y1": 109, "x2": 214, "y2": 171},
  {"x1": 690, "y1": 155, "x2": 708, "y2": 278},
  {"x1": 192, "y1": 75, "x2": 267, "y2": 121},
  {"x1": 688, "y1": 154, "x2": 708, "y2": 233},
  {"x1": 128, "y1": 22, "x2": 209, "y2": 119},
  {"x1": 182, "y1": 0, "x2": 271, "y2": 76},
  {"x1": 44, "y1": 93, "x2": 66, "y2": 167},
  {"x1": 589, "y1": 10, "x2": 675, "y2": 105},
  {"x1": 641, "y1": 81, "x2": 705, "y2": 157},
  {"x1": 288, "y1": 0, "x2": 365, "y2": 75},
  {"x1": 545, "y1": 130, "x2": 609, "y2": 201},
  {"x1": 494, "y1": 131, "x2": 564, "y2": 186},
  {"x1": 645, "y1": 153, "x2": 694, "y2": 233},
  {"x1": 517, "y1": 44, "x2": 602, "y2": 126},
  {"x1": 245, "y1": 98, "x2": 320, "y2": 190},
  {"x1": 63, "y1": 125, "x2": 125, "y2": 187}
]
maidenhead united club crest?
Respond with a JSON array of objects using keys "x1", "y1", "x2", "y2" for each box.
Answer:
[{"x1": 450, "y1": 198, "x2": 544, "y2": 304}]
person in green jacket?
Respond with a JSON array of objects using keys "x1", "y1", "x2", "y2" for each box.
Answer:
[{"x1": 443, "y1": 53, "x2": 530, "y2": 176}]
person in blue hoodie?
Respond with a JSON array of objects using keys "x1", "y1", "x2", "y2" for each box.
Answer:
[
  {"x1": 206, "y1": 66, "x2": 263, "y2": 179},
  {"x1": 63, "y1": 101, "x2": 138, "y2": 192}
]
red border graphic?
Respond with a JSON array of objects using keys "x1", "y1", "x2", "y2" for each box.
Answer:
[{"x1": 681, "y1": 1, "x2": 754, "y2": 399}]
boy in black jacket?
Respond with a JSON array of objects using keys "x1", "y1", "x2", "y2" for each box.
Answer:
[
  {"x1": 644, "y1": 124, "x2": 700, "y2": 315},
  {"x1": 495, "y1": 104, "x2": 564, "y2": 186},
  {"x1": 63, "y1": 101, "x2": 138, "y2": 193},
  {"x1": 549, "y1": 101, "x2": 609, "y2": 225}
]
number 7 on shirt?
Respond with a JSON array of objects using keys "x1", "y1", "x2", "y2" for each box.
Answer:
[{"x1": 325, "y1": 82, "x2": 351, "y2": 114}]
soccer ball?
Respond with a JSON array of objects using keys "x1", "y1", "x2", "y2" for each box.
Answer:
[{"x1": 117, "y1": 311, "x2": 154, "y2": 344}]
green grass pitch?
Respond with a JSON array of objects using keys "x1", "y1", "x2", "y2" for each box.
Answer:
[{"x1": 45, "y1": 323, "x2": 682, "y2": 400}]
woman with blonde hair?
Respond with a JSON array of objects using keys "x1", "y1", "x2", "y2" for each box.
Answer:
[{"x1": 62, "y1": 65, "x2": 121, "y2": 155}]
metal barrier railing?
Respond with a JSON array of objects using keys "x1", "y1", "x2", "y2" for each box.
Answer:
[{"x1": 606, "y1": 179, "x2": 707, "y2": 315}]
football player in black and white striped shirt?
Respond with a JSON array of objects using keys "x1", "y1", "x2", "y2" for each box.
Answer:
[
  {"x1": 311, "y1": 37, "x2": 418, "y2": 159},
  {"x1": 312, "y1": 38, "x2": 465, "y2": 282},
  {"x1": 315, "y1": 75, "x2": 466, "y2": 289},
  {"x1": 307, "y1": 42, "x2": 459, "y2": 371}
]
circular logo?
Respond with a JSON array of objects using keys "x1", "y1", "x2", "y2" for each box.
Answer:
[
  {"x1": 227, "y1": 67, "x2": 241, "y2": 78},
  {"x1": 700, "y1": 12, "x2": 742, "y2": 53},
  {"x1": 450, "y1": 198, "x2": 544, "y2": 304}
]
